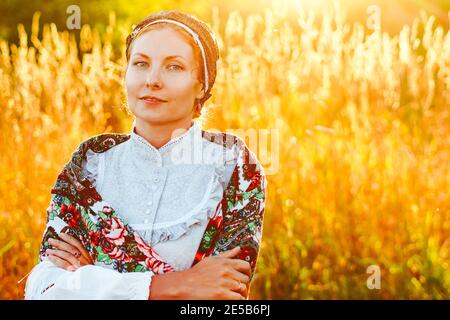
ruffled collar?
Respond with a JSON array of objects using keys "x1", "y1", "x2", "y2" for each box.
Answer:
[{"x1": 129, "y1": 118, "x2": 201, "y2": 164}]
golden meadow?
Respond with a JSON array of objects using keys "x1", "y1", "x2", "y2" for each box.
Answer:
[{"x1": 0, "y1": 5, "x2": 449, "y2": 299}]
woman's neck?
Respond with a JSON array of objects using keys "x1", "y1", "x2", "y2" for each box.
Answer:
[{"x1": 134, "y1": 117, "x2": 194, "y2": 150}]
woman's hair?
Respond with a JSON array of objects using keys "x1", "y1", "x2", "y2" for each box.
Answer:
[{"x1": 125, "y1": 11, "x2": 220, "y2": 118}]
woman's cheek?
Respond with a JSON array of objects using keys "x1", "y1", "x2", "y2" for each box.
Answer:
[
  {"x1": 169, "y1": 77, "x2": 196, "y2": 98},
  {"x1": 125, "y1": 69, "x2": 144, "y2": 93}
]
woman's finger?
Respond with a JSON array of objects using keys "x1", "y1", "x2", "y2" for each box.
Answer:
[
  {"x1": 48, "y1": 238, "x2": 80, "y2": 257},
  {"x1": 78, "y1": 255, "x2": 92, "y2": 266},
  {"x1": 218, "y1": 278, "x2": 248, "y2": 299},
  {"x1": 47, "y1": 247, "x2": 91, "y2": 266},
  {"x1": 227, "y1": 259, "x2": 252, "y2": 278},
  {"x1": 229, "y1": 269, "x2": 250, "y2": 285},
  {"x1": 226, "y1": 278, "x2": 248, "y2": 297},
  {"x1": 216, "y1": 247, "x2": 241, "y2": 259},
  {"x1": 48, "y1": 254, "x2": 73, "y2": 271},
  {"x1": 224, "y1": 269, "x2": 249, "y2": 299},
  {"x1": 224, "y1": 289, "x2": 246, "y2": 300},
  {"x1": 47, "y1": 249, "x2": 80, "y2": 267},
  {"x1": 58, "y1": 233, "x2": 93, "y2": 264},
  {"x1": 239, "y1": 282, "x2": 249, "y2": 299}
]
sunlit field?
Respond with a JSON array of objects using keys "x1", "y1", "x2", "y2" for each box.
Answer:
[{"x1": 0, "y1": 1, "x2": 449, "y2": 299}]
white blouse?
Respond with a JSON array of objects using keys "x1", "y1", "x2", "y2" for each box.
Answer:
[{"x1": 25, "y1": 119, "x2": 237, "y2": 300}]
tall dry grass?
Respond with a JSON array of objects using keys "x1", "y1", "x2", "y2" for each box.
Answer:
[{"x1": 0, "y1": 5, "x2": 449, "y2": 299}]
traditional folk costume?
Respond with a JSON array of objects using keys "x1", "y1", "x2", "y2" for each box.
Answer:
[{"x1": 24, "y1": 120, "x2": 267, "y2": 299}]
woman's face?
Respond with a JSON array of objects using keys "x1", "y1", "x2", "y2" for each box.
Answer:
[{"x1": 125, "y1": 26, "x2": 204, "y2": 125}]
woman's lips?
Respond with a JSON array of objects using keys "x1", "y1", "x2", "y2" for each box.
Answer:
[{"x1": 140, "y1": 97, "x2": 166, "y2": 105}]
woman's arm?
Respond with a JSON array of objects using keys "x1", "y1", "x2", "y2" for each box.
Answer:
[{"x1": 149, "y1": 247, "x2": 251, "y2": 300}]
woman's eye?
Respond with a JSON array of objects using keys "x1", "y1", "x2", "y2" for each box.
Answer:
[
  {"x1": 133, "y1": 61, "x2": 147, "y2": 67},
  {"x1": 167, "y1": 64, "x2": 183, "y2": 71}
]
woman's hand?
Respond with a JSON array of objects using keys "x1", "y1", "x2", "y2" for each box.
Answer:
[
  {"x1": 46, "y1": 233, "x2": 94, "y2": 272},
  {"x1": 149, "y1": 246, "x2": 252, "y2": 300}
]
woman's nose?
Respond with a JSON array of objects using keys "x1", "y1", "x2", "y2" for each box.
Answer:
[{"x1": 145, "y1": 67, "x2": 163, "y2": 89}]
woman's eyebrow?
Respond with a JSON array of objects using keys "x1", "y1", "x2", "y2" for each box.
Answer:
[{"x1": 132, "y1": 53, "x2": 186, "y2": 61}]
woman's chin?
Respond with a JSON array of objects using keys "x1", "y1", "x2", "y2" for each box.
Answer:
[
  {"x1": 138, "y1": 115, "x2": 170, "y2": 125},
  {"x1": 132, "y1": 105, "x2": 169, "y2": 122}
]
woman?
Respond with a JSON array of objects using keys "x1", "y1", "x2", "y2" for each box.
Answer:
[{"x1": 24, "y1": 10, "x2": 267, "y2": 300}]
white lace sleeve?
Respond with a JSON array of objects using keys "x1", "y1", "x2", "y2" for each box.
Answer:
[{"x1": 24, "y1": 260, "x2": 154, "y2": 300}]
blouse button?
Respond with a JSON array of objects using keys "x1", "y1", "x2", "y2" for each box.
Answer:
[
  {"x1": 145, "y1": 209, "x2": 151, "y2": 214},
  {"x1": 153, "y1": 177, "x2": 160, "y2": 183},
  {"x1": 147, "y1": 201, "x2": 153, "y2": 206},
  {"x1": 144, "y1": 219, "x2": 149, "y2": 224}
]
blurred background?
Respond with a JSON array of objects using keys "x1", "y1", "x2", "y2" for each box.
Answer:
[{"x1": 0, "y1": 0, "x2": 449, "y2": 299}]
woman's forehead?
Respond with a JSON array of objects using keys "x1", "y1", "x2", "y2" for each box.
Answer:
[{"x1": 130, "y1": 27, "x2": 194, "y2": 62}]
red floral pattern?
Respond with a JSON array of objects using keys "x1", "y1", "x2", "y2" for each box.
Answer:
[
  {"x1": 60, "y1": 203, "x2": 81, "y2": 229},
  {"x1": 101, "y1": 217, "x2": 128, "y2": 246}
]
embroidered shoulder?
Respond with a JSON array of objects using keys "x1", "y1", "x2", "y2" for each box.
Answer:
[
  {"x1": 69, "y1": 133, "x2": 131, "y2": 173},
  {"x1": 76, "y1": 133, "x2": 131, "y2": 187},
  {"x1": 80, "y1": 133, "x2": 131, "y2": 154}
]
